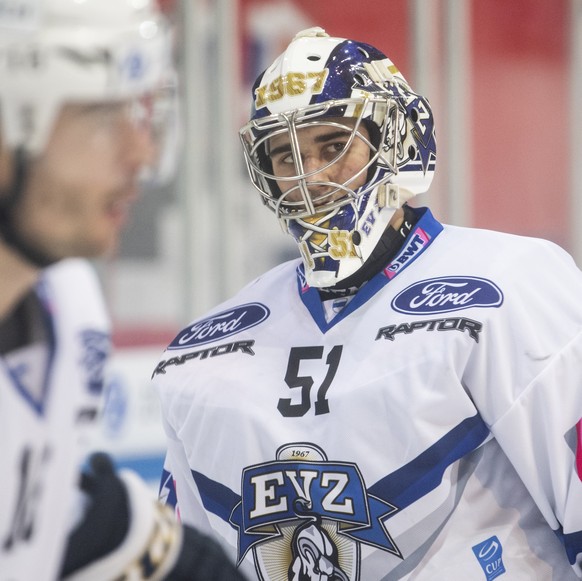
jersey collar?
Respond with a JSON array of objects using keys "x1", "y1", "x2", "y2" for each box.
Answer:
[{"x1": 296, "y1": 207, "x2": 443, "y2": 333}]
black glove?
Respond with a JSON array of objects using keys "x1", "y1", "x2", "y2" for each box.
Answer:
[{"x1": 60, "y1": 453, "x2": 246, "y2": 580}]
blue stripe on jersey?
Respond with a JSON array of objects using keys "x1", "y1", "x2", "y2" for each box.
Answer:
[
  {"x1": 368, "y1": 413, "x2": 490, "y2": 510},
  {"x1": 189, "y1": 413, "x2": 490, "y2": 533},
  {"x1": 556, "y1": 528, "x2": 582, "y2": 565},
  {"x1": 159, "y1": 467, "x2": 178, "y2": 507},
  {"x1": 192, "y1": 468, "x2": 241, "y2": 522},
  {"x1": 2, "y1": 281, "x2": 58, "y2": 416}
]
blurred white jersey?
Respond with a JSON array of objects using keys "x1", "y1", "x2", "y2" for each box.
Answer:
[
  {"x1": 0, "y1": 259, "x2": 110, "y2": 581},
  {"x1": 154, "y1": 208, "x2": 582, "y2": 580}
]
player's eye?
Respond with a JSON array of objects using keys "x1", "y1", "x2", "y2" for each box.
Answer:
[{"x1": 322, "y1": 141, "x2": 347, "y2": 160}]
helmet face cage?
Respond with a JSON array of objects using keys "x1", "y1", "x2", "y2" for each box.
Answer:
[
  {"x1": 240, "y1": 28, "x2": 437, "y2": 287},
  {"x1": 240, "y1": 97, "x2": 396, "y2": 219}
]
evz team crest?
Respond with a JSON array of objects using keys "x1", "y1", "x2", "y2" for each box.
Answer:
[{"x1": 230, "y1": 443, "x2": 399, "y2": 581}]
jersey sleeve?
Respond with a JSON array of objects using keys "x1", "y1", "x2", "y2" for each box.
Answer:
[
  {"x1": 159, "y1": 456, "x2": 179, "y2": 512},
  {"x1": 471, "y1": 239, "x2": 582, "y2": 577},
  {"x1": 157, "y1": 415, "x2": 181, "y2": 514},
  {"x1": 491, "y1": 330, "x2": 582, "y2": 574},
  {"x1": 156, "y1": 411, "x2": 216, "y2": 534}
]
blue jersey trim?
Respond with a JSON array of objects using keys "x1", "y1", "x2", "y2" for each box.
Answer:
[
  {"x1": 188, "y1": 413, "x2": 490, "y2": 536},
  {"x1": 555, "y1": 527, "x2": 582, "y2": 565},
  {"x1": 297, "y1": 207, "x2": 444, "y2": 334},
  {"x1": 0, "y1": 279, "x2": 57, "y2": 416},
  {"x1": 369, "y1": 413, "x2": 490, "y2": 510},
  {"x1": 192, "y1": 469, "x2": 241, "y2": 522}
]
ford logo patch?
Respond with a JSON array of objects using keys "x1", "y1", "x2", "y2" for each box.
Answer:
[
  {"x1": 168, "y1": 303, "x2": 270, "y2": 349},
  {"x1": 392, "y1": 276, "x2": 503, "y2": 314}
]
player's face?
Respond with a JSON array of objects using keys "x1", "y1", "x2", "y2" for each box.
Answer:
[
  {"x1": 9, "y1": 99, "x2": 157, "y2": 260},
  {"x1": 267, "y1": 117, "x2": 371, "y2": 206}
]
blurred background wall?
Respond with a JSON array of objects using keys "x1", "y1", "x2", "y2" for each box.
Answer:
[{"x1": 93, "y1": 0, "x2": 580, "y2": 486}]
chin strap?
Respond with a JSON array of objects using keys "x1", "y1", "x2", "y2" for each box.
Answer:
[{"x1": 0, "y1": 148, "x2": 57, "y2": 268}]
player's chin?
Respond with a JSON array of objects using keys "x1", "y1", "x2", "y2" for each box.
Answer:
[
  {"x1": 71, "y1": 226, "x2": 122, "y2": 260},
  {"x1": 94, "y1": 230, "x2": 122, "y2": 258},
  {"x1": 90, "y1": 206, "x2": 133, "y2": 255},
  {"x1": 106, "y1": 197, "x2": 134, "y2": 229}
]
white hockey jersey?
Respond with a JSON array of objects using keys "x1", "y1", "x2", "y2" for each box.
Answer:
[
  {"x1": 0, "y1": 259, "x2": 110, "y2": 581},
  {"x1": 153, "y1": 208, "x2": 582, "y2": 580}
]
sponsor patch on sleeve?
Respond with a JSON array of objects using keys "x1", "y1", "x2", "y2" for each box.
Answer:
[
  {"x1": 392, "y1": 276, "x2": 503, "y2": 315},
  {"x1": 167, "y1": 303, "x2": 270, "y2": 350}
]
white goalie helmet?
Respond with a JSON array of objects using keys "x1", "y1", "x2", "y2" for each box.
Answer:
[
  {"x1": 240, "y1": 27, "x2": 437, "y2": 288},
  {"x1": 0, "y1": 0, "x2": 176, "y2": 167}
]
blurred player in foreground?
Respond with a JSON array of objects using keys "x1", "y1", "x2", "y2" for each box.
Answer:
[
  {"x1": 153, "y1": 27, "x2": 582, "y2": 579},
  {"x1": 0, "y1": 0, "x2": 245, "y2": 579}
]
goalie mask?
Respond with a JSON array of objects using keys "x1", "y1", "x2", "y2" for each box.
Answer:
[{"x1": 240, "y1": 27, "x2": 437, "y2": 288}]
